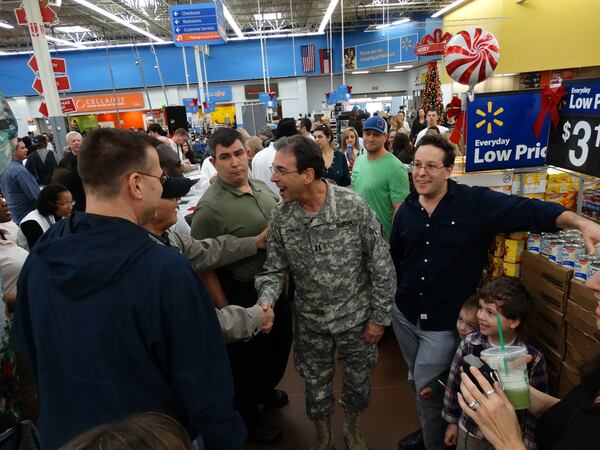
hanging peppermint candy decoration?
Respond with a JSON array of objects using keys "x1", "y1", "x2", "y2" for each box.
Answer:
[{"x1": 444, "y1": 28, "x2": 499, "y2": 100}]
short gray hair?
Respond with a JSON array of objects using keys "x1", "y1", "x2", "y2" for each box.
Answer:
[{"x1": 66, "y1": 131, "x2": 82, "y2": 144}]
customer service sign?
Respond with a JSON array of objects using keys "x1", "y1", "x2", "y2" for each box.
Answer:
[{"x1": 465, "y1": 91, "x2": 550, "y2": 172}]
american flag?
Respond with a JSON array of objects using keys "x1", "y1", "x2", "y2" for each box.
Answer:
[{"x1": 301, "y1": 45, "x2": 315, "y2": 72}]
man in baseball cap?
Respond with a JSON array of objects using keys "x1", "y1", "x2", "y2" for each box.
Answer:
[{"x1": 351, "y1": 115, "x2": 409, "y2": 240}]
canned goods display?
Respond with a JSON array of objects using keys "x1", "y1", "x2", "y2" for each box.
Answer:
[
  {"x1": 527, "y1": 233, "x2": 541, "y2": 254},
  {"x1": 561, "y1": 244, "x2": 582, "y2": 268},
  {"x1": 574, "y1": 254, "x2": 591, "y2": 281}
]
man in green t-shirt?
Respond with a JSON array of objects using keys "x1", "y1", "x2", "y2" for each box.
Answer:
[{"x1": 351, "y1": 116, "x2": 409, "y2": 239}]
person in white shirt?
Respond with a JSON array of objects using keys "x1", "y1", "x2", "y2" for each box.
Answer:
[
  {"x1": 415, "y1": 109, "x2": 449, "y2": 145},
  {"x1": 0, "y1": 196, "x2": 19, "y2": 242},
  {"x1": 252, "y1": 118, "x2": 299, "y2": 196}
]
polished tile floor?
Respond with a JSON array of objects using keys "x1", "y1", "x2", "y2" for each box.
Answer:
[{"x1": 246, "y1": 330, "x2": 421, "y2": 450}]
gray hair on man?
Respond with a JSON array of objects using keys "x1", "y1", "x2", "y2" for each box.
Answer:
[{"x1": 66, "y1": 131, "x2": 82, "y2": 144}]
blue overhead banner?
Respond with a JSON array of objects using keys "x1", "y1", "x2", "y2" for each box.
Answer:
[
  {"x1": 170, "y1": 2, "x2": 227, "y2": 47},
  {"x1": 354, "y1": 34, "x2": 420, "y2": 69},
  {"x1": 207, "y1": 85, "x2": 232, "y2": 102},
  {"x1": 183, "y1": 97, "x2": 198, "y2": 113},
  {"x1": 466, "y1": 91, "x2": 550, "y2": 172},
  {"x1": 546, "y1": 79, "x2": 600, "y2": 178}
]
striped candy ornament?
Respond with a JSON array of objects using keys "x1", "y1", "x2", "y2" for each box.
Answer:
[{"x1": 444, "y1": 28, "x2": 499, "y2": 87}]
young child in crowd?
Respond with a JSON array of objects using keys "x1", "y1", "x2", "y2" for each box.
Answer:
[
  {"x1": 442, "y1": 276, "x2": 547, "y2": 450},
  {"x1": 419, "y1": 296, "x2": 479, "y2": 400}
]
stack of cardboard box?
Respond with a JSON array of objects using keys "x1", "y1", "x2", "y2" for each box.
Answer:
[
  {"x1": 521, "y1": 252, "x2": 573, "y2": 395},
  {"x1": 562, "y1": 279, "x2": 600, "y2": 396}
]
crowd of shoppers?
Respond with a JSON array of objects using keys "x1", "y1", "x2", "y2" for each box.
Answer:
[{"x1": 1, "y1": 97, "x2": 599, "y2": 450}]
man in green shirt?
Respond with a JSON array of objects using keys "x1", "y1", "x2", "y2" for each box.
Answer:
[
  {"x1": 351, "y1": 116, "x2": 409, "y2": 239},
  {"x1": 190, "y1": 128, "x2": 292, "y2": 445}
]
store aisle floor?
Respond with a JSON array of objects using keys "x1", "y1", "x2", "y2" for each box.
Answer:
[{"x1": 246, "y1": 330, "x2": 421, "y2": 450}]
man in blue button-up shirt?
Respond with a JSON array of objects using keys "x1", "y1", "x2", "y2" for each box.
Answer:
[
  {"x1": 390, "y1": 134, "x2": 600, "y2": 450},
  {"x1": 0, "y1": 139, "x2": 40, "y2": 224}
]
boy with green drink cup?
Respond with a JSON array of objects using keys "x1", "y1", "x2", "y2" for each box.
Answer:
[{"x1": 442, "y1": 277, "x2": 548, "y2": 450}]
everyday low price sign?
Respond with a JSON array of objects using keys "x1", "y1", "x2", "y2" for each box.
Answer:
[
  {"x1": 466, "y1": 91, "x2": 550, "y2": 172},
  {"x1": 546, "y1": 79, "x2": 600, "y2": 177}
]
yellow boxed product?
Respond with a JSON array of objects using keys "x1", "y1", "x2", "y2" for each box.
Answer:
[
  {"x1": 503, "y1": 261, "x2": 521, "y2": 277},
  {"x1": 504, "y1": 238, "x2": 525, "y2": 263},
  {"x1": 514, "y1": 173, "x2": 547, "y2": 184},
  {"x1": 545, "y1": 182, "x2": 579, "y2": 195},
  {"x1": 547, "y1": 171, "x2": 573, "y2": 184},
  {"x1": 491, "y1": 256, "x2": 504, "y2": 278},
  {"x1": 493, "y1": 234, "x2": 505, "y2": 257},
  {"x1": 523, "y1": 193, "x2": 545, "y2": 200},
  {"x1": 508, "y1": 231, "x2": 528, "y2": 241}
]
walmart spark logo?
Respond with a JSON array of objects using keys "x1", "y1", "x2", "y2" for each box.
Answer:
[
  {"x1": 401, "y1": 37, "x2": 413, "y2": 51},
  {"x1": 475, "y1": 101, "x2": 504, "y2": 134}
]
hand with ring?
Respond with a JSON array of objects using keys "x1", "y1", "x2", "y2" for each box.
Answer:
[{"x1": 457, "y1": 366, "x2": 527, "y2": 450}]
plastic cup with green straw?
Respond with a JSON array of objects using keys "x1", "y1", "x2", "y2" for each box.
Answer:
[{"x1": 496, "y1": 315, "x2": 509, "y2": 375}]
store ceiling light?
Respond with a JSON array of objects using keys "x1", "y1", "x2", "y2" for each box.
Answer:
[
  {"x1": 352, "y1": 70, "x2": 370, "y2": 74},
  {"x1": 0, "y1": 21, "x2": 14, "y2": 29},
  {"x1": 386, "y1": 68, "x2": 405, "y2": 72},
  {"x1": 494, "y1": 73, "x2": 517, "y2": 77},
  {"x1": 230, "y1": 31, "x2": 322, "y2": 41},
  {"x1": 318, "y1": 0, "x2": 340, "y2": 34},
  {"x1": 55, "y1": 26, "x2": 90, "y2": 33},
  {"x1": 223, "y1": 4, "x2": 245, "y2": 39},
  {"x1": 253, "y1": 13, "x2": 282, "y2": 21},
  {"x1": 47, "y1": 35, "x2": 86, "y2": 48},
  {"x1": 375, "y1": 23, "x2": 391, "y2": 29},
  {"x1": 393, "y1": 65, "x2": 413, "y2": 69},
  {"x1": 391, "y1": 18, "x2": 410, "y2": 26},
  {"x1": 431, "y1": 0, "x2": 467, "y2": 18},
  {"x1": 70, "y1": 0, "x2": 165, "y2": 43}
]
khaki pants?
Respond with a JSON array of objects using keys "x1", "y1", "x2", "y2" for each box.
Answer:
[{"x1": 457, "y1": 427, "x2": 495, "y2": 450}]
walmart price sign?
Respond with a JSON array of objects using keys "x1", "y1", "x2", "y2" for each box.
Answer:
[
  {"x1": 546, "y1": 79, "x2": 600, "y2": 177},
  {"x1": 466, "y1": 91, "x2": 550, "y2": 172}
]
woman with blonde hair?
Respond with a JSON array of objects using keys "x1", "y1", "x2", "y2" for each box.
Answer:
[{"x1": 341, "y1": 126, "x2": 362, "y2": 170}]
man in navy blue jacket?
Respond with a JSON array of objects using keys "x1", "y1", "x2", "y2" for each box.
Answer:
[
  {"x1": 11, "y1": 128, "x2": 245, "y2": 450},
  {"x1": 390, "y1": 134, "x2": 600, "y2": 450}
]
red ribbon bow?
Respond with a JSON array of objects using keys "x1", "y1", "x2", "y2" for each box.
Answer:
[
  {"x1": 420, "y1": 28, "x2": 453, "y2": 45},
  {"x1": 447, "y1": 96, "x2": 465, "y2": 144},
  {"x1": 533, "y1": 84, "x2": 566, "y2": 139}
]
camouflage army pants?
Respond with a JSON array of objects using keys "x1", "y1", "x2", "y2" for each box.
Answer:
[{"x1": 294, "y1": 319, "x2": 379, "y2": 420}]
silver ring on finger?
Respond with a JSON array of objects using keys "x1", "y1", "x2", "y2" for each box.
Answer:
[
  {"x1": 468, "y1": 401, "x2": 480, "y2": 411},
  {"x1": 485, "y1": 389, "x2": 495, "y2": 396}
]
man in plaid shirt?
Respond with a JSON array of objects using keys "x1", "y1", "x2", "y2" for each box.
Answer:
[{"x1": 442, "y1": 277, "x2": 547, "y2": 450}]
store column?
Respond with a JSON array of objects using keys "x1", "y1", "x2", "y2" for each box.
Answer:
[{"x1": 22, "y1": 0, "x2": 67, "y2": 153}]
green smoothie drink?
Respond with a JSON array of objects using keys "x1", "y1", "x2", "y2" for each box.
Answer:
[{"x1": 481, "y1": 346, "x2": 531, "y2": 410}]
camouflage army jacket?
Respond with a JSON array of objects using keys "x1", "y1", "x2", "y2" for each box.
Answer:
[{"x1": 255, "y1": 182, "x2": 396, "y2": 334}]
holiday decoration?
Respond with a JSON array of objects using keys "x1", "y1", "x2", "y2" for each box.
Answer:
[
  {"x1": 421, "y1": 61, "x2": 444, "y2": 119},
  {"x1": 533, "y1": 84, "x2": 566, "y2": 138},
  {"x1": 336, "y1": 84, "x2": 352, "y2": 101},
  {"x1": 447, "y1": 96, "x2": 466, "y2": 144},
  {"x1": 414, "y1": 28, "x2": 453, "y2": 56},
  {"x1": 444, "y1": 28, "x2": 499, "y2": 100}
]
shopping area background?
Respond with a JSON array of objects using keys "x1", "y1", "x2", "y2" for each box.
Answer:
[{"x1": 0, "y1": 0, "x2": 600, "y2": 450}]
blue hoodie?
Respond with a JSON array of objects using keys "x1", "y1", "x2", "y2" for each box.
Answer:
[{"x1": 11, "y1": 212, "x2": 246, "y2": 450}]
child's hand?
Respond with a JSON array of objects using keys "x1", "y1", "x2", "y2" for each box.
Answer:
[
  {"x1": 419, "y1": 386, "x2": 433, "y2": 399},
  {"x1": 444, "y1": 424, "x2": 459, "y2": 446}
]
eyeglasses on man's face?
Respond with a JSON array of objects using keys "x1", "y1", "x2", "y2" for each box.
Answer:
[
  {"x1": 138, "y1": 172, "x2": 169, "y2": 185},
  {"x1": 57, "y1": 201, "x2": 76, "y2": 207},
  {"x1": 269, "y1": 165, "x2": 299, "y2": 176},
  {"x1": 410, "y1": 163, "x2": 448, "y2": 173}
]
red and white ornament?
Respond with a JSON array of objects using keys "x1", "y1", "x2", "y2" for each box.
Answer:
[{"x1": 444, "y1": 28, "x2": 499, "y2": 99}]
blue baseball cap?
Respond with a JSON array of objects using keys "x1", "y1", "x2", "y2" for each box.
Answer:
[{"x1": 363, "y1": 116, "x2": 388, "y2": 134}]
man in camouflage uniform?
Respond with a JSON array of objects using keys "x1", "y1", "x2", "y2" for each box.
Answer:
[{"x1": 255, "y1": 135, "x2": 396, "y2": 450}]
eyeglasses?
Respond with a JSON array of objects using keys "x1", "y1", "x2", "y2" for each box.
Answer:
[
  {"x1": 57, "y1": 201, "x2": 76, "y2": 207},
  {"x1": 410, "y1": 163, "x2": 447, "y2": 173},
  {"x1": 138, "y1": 172, "x2": 169, "y2": 185},
  {"x1": 269, "y1": 165, "x2": 299, "y2": 176}
]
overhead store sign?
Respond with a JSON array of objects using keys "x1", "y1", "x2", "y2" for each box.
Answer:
[
  {"x1": 72, "y1": 93, "x2": 145, "y2": 113},
  {"x1": 32, "y1": 75, "x2": 70, "y2": 95},
  {"x1": 245, "y1": 83, "x2": 279, "y2": 100},
  {"x1": 207, "y1": 86, "x2": 232, "y2": 102},
  {"x1": 351, "y1": 34, "x2": 418, "y2": 70},
  {"x1": 14, "y1": 5, "x2": 58, "y2": 26},
  {"x1": 27, "y1": 55, "x2": 67, "y2": 74},
  {"x1": 39, "y1": 98, "x2": 76, "y2": 117},
  {"x1": 466, "y1": 91, "x2": 550, "y2": 172},
  {"x1": 546, "y1": 79, "x2": 600, "y2": 177},
  {"x1": 170, "y1": 2, "x2": 227, "y2": 47}
]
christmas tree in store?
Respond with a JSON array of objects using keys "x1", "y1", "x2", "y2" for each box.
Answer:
[{"x1": 421, "y1": 61, "x2": 443, "y2": 118}]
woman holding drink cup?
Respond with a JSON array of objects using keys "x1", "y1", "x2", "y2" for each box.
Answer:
[{"x1": 458, "y1": 271, "x2": 600, "y2": 450}]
